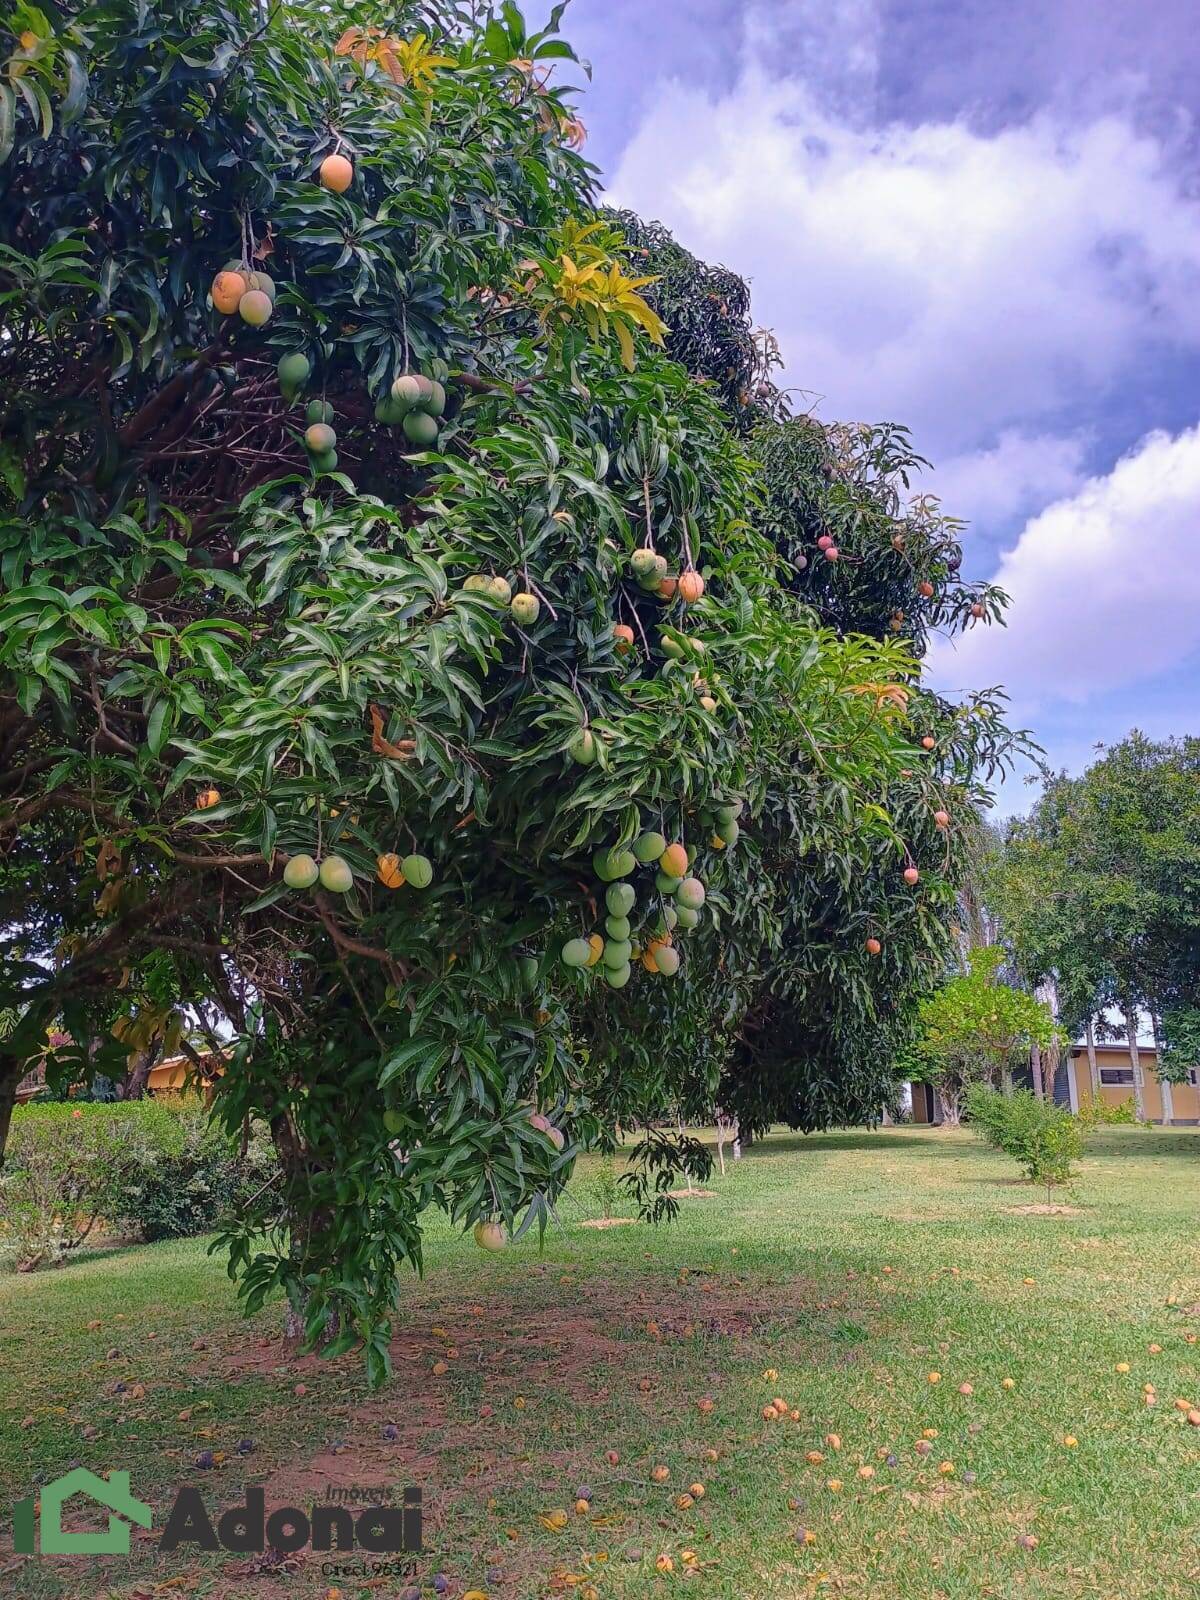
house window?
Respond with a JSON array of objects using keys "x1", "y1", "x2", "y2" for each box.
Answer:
[
  {"x1": 1099, "y1": 1068, "x2": 1134, "y2": 1086},
  {"x1": 1188, "y1": 1068, "x2": 1199, "y2": 1087}
]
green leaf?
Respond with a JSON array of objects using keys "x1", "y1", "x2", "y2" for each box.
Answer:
[
  {"x1": 146, "y1": 697, "x2": 172, "y2": 756},
  {"x1": 59, "y1": 48, "x2": 89, "y2": 126},
  {"x1": 0, "y1": 86, "x2": 14, "y2": 166},
  {"x1": 380, "y1": 1039, "x2": 447, "y2": 1090},
  {"x1": 0, "y1": 442, "x2": 25, "y2": 501}
]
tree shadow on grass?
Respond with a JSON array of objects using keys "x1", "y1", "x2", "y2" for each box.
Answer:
[{"x1": 740, "y1": 1130, "x2": 969, "y2": 1159}]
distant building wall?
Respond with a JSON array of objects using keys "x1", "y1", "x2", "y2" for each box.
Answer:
[
  {"x1": 15, "y1": 1051, "x2": 223, "y2": 1104},
  {"x1": 1069, "y1": 1044, "x2": 1199, "y2": 1124},
  {"x1": 901, "y1": 1043, "x2": 1198, "y2": 1126}
]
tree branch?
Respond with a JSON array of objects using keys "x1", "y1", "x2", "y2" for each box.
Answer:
[{"x1": 312, "y1": 890, "x2": 407, "y2": 981}]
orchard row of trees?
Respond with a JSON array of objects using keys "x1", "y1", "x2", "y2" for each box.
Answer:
[{"x1": 0, "y1": 0, "x2": 1018, "y2": 1374}]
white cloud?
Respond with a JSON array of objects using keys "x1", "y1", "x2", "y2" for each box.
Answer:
[
  {"x1": 599, "y1": 0, "x2": 1200, "y2": 734},
  {"x1": 922, "y1": 431, "x2": 1088, "y2": 535},
  {"x1": 927, "y1": 424, "x2": 1200, "y2": 706},
  {"x1": 604, "y1": 46, "x2": 1200, "y2": 462}
]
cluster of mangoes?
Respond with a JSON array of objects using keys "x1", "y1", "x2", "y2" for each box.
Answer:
[
  {"x1": 302, "y1": 401, "x2": 339, "y2": 472},
  {"x1": 375, "y1": 372, "x2": 447, "y2": 447},
  {"x1": 461, "y1": 572, "x2": 541, "y2": 627},
  {"x1": 559, "y1": 823, "x2": 734, "y2": 989},
  {"x1": 282, "y1": 850, "x2": 434, "y2": 895},
  {"x1": 209, "y1": 261, "x2": 278, "y2": 325},
  {"x1": 629, "y1": 548, "x2": 706, "y2": 603}
]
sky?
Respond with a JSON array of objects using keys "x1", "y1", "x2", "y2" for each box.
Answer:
[{"x1": 544, "y1": 0, "x2": 1200, "y2": 813}]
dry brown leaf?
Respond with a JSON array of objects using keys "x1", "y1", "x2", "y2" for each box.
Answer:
[{"x1": 370, "y1": 703, "x2": 416, "y2": 760}]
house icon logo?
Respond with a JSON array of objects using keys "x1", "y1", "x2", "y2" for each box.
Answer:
[{"x1": 13, "y1": 1467, "x2": 152, "y2": 1556}]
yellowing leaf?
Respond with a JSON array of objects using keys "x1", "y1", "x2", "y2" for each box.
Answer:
[{"x1": 614, "y1": 319, "x2": 635, "y2": 372}]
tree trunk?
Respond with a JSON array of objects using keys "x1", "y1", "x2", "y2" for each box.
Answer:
[
  {"x1": 677, "y1": 1118, "x2": 697, "y2": 1194},
  {"x1": 1085, "y1": 1016, "x2": 1100, "y2": 1096},
  {"x1": 269, "y1": 1112, "x2": 340, "y2": 1351},
  {"x1": 936, "y1": 1085, "x2": 962, "y2": 1126},
  {"x1": 116, "y1": 1035, "x2": 163, "y2": 1101},
  {"x1": 1000, "y1": 1064, "x2": 1014, "y2": 1096},
  {"x1": 1034, "y1": 978, "x2": 1060, "y2": 1103},
  {"x1": 1152, "y1": 1012, "x2": 1173, "y2": 1125},
  {"x1": 0, "y1": 1052, "x2": 24, "y2": 1167},
  {"x1": 714, "y1": 1114, "x2": 728, "y2": 1177},
  {"x1": 1030, "y1": 1041, "x2": 1044, "y2": 1101},
  {"x1": 1160, "y1": 1075, "x2": 1175, "y2": 1126},
  {"x1": 1124, "y1": 1006, "x2": 1146, "y2": 1123}
]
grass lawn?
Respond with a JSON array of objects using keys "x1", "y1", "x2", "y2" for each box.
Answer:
[{"x1": 2, "y1": 1125, "x2": 1199, "y2": 1599}]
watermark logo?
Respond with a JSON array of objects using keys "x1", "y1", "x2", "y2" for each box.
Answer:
[
  {"x1": 160, "y1": 1485, "x2": 422, "y2": 1555},
  {"x1": 13, "y1": 1468, "x2": 152, "y2": 1556},
  {"x1": 12, "y1": 1473, "x2": 421, "y2": 1561}
]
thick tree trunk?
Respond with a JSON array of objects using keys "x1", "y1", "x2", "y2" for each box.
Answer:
[
  {"x1": 1031, "y1": 1041, "x2": 1044, "y2": 1101},
  {"x1": 1000, "y1": 1064, "x2": 1014, "y2": 1096},
  {"x1": 1124, "y1": 1006, "x2": 1146, "y2": 1122},
  {"x1": 1085, "y1": 1016, "x2": 1100, "y2": 1096},
  {"x1": 936, "y1": 1085, "x2": 962, "y2": 1126}
]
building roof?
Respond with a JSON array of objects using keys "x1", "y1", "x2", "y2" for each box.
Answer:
[{"x1": 1070, "y1": 1041, "x2": 1158, "y2": 1055}]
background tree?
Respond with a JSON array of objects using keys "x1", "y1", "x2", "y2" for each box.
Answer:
[
  {"x1": 901, "y1": 946, "x2": 1061, "y2": 1125},
  {"x1": 0, "y1": 0, "x2": 1025, "y2": 1375},
  {"x1": 990, "y1": 733, "x2": 1200, "y2": 1121}
]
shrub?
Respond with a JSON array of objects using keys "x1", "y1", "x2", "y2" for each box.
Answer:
[
  {"x1": 590, "y1": 1156, "x2": 621, "y2": 1219},
  {"x1": 117, "y1": 1105, "x2": 278, "y2": 1243},
  {"x1": 1077, "y1": 1095, "x2": 1139, "y2": 1129},
  {"x1": 964, "y1": 1085, "x2": 1083, "y2": 1189},
  {"x1": 0, "y1": 1099, "x2": 276, "y2": 1269},
  {"x1": 0, "y1": 1102, "x2": 157, "y2": 1268}
]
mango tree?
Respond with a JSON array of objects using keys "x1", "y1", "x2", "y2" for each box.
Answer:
[{"x1": 0, "y1": 0, "x2": 1022, "y2": 1376}]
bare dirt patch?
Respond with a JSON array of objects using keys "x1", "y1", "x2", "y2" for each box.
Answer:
[
  {"x1": 666, "y1": 1187, "x2": 718, "y2": 1199},
  {"x1": 1007, "y1": 1203, "x2": 1082, "y2": 1216},
  {"x1": 579, "y1": 1216, "x2": 639, "y2": 1229},
  {"x1": 138, "y1": 1265, "x2": 872, "y2": 1598},
  {"x1": 215, "y1": 1269, "x2": 846, "y2": 1587}
]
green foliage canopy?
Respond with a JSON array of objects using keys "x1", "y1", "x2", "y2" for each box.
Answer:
[{"x1": 903, "y1": 946, "x2": 1061, "y2": 1115}]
